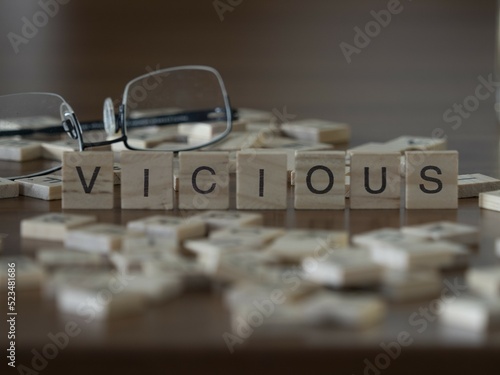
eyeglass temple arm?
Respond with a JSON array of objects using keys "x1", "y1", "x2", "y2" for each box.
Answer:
[
  {"x1": 0, "y1": 125, "x2": 67, "y2": 137},
  {"x1": 125, "y1": 108, "x2": 238, "y2": 129},
  {"x1": 0, "y1": 108, "x2": 238, "y2": 137},
  {"x1": 80, "y1": 108, "x2": 239, "y2": 131}
]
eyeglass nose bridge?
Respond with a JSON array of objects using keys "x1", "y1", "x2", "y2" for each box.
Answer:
[
  {"x1": 60, "y1": 102, "x2": 79, "y2": 140},
  {"x1": 103, "y1": 97, "x2": 121, "y2": 136}
]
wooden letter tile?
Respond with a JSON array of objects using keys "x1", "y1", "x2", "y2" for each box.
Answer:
[
  {"x1": 237, "y1": 108, "x2": 275, "y2": 123},
  {"x1": 236, "y1": 150, "x2": 287, "y2": 209},
  {"x1": 41, "y1": 139, "x2": 79, "y2": 161},
  {"x1": 62, "y1": 151, "x2": 114, "y2": 209},
  {"x1": 21, "y1": 213, "x2": 97, "y2": 241},
  {"x1": 0, "y1": 138, "x2": 42, "y2": 161},
  {"x1": 65, "y1": 223, "x2": 129, "y2": 253},
  {"x1": 381, "y1": 270, "x2": 441, "y2": 302},
  {"x1": 466, "y1": 266, "x2": 500, "y2": 298},
  {"x1": 369, "y1": 241, "x2": 466, "y2": 271},
  {"x1": 401, "y1": 221, "x2": 478, "y2": 246},
  {"x1": 302, "y1": 248, "x2": 383, "y2": 288},
  {"x1": 383, "y1": 136, "x2": 447, "y2": 152},
  {"x1": 178, "y1": 151, "x2": 230, "y2": 210},
  {"x1": 190, "y1": 210, "x2": 263, "y2": 230},
  {"x1": 126, "y1": 215, "x2": 206, "y2": 243},
  {"x1": 299, "y1": 291, "x2": 385, "y2": 329},
  {"x1": 479, "y1": 190, "x2": 500, "y2": 212},
  {"x1": 0, "y1": 178, "x2": 19, "y2": 199},
  {"x1": 281, "y1": 119, "x2": 350, "y2": 144},
  {"x1": 17, "y1": 174, "x2": 62, "y2": 200},
  {"x1": 441, "y1": 296, "x2": 500, "y2": 332},
  {"x1": 265, "y1": 229, "x2": 349, "y2": 263},
  {"x1": 210, "y1": 226, "x2": 285, "y2": 246},
  {"x1": 294, "y1": 151, "x2": 346, "y2": 209},
  {"x1": 55, "y1": 275, "x2": 144, "y2": 320},
  {"x1": 185, "y1": 237, "x2": 259, "y2": 274},
  {"x1": 350, "y1": 152, "x2": 401, "y2": 209},
  {"x1": 37, "y1": 249, "x2": 107, "y2": 268},
  {"x1": 405, "y1": 151, "x2": 458, "y2": 209},
  {"x1": 120, "y1": 151, "x2": 173, "y2": 210},
  {"x1": 458, "y1": 173, "x2": 500, "y2": 198}
]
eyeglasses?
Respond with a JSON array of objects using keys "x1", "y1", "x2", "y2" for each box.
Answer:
[{"x1": 0, "y1": 65, "x2": 235, "y2": 180}]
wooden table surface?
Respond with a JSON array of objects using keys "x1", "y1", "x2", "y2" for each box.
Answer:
[{"x1": 1, "y1": 0, "x2": 500, "y2": 374}]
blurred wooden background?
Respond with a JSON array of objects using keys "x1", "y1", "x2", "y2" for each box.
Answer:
[
  {"x1": 1, "y1": 2, "x2": 500, "y2": 374},
  {"x1": 0, "y1": 0, "x2": 497, "y2": 152}
]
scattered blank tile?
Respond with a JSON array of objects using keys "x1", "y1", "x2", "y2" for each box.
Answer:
[
  {"x1": 44, "y1": 269, "x2": 116, "y2": 299},
  {"x1": 353, "y1": 228, "x2": 467, "y2": 270},
  {"x1": 224, "y1": 284, "x2": 310, "y2": 328},
  {"x1": 214, "y1": 250, "x2": 282, "y2": 283},
  {"x1": 143, "y1": 252, "x2": 205, "y2": 277},
  {"x1": 21, "y1": 213, "x2": 97, "y2": 241},
  {"x1": 383, "y1": 136, "x2": 447, "y2": 152},
  {"x1": 142, "y1": 253, "x2": 209, "y2": 290},
  {"x1": 109, "y1": 251, "x2": 173, "y2": 274},
  {"x1": 179, "y1": 121, "x2": 246, "y2": 142},
  {"x1": 237, "y1": 108, "x2": 274, "y2": 123},
  {"x1": 56, "y1": 277, "x2": 144, "y2": 320},
  {"x1": 401, "y1": 221, "x2": 478, "y2": 246},
  {"x1": 405, "y1": 151, "x2": 458, "y2": 209},
  {"x1": 301, "y1": 291, "x2": 386, "y2": 328},
  {"x1": 62, "y1": 151, "x2": 114, "y2": 209},
  {"x1": 121, "y1": 233, "x2": 178, "y2": 254},
  {"x1": 302, "y1": 248, "x2": 383, "y2": 288},
  {"x1": 350, "y1": 152, "x2": 401, "y2": 209},
  {"x1": 127, "y1": 215, "x2": 206, "y2": 243},
  {"x1": 381, "y1": 270, "x2": 441, "y2": 301},
  {"x1": 236, "y1": 150, "x2": 287, "y2": 209},
  {"x1": 41, "y1": 139, "x2": 79, "y2": 161},
  {"x1": 210, "y1": 226, "x2": 285, "y2": 246},
  {"x1": 458, "y1": 174, "x2": 500, "y2": 198},
  {"x1": 352, "y1": 228, "x2": 424, "y2": 248},
  {"x1": 346, "y1": 143, "x2": 386, "y2": 164},
  {"x1": 185, "y1": 237, "x2": 261, "y2": 274},
  {"x1": 17, "y1": 174, "x2": 62, "y2": 200},
  {"x1": 294, "y1": 151, "x2": 346, "y2": 209},
  {"x1": 369, "y1": 240, "x2": 467, "y2": 270},
  {"x1": 0, "y1": 256, "x2": 45, "y2": 290},
  {"x1": 224, "y1": 279, "x2": 317, "y2": 312},
  {"x1": 123, "y1": 273, "x2": 182, "y2": 304},
  {"x1": 0, "y1": 178, "x2": 19, "y2": 199},
  {"x1": 120, "y1": 151, "x2": 173, "y2": 210},
  {"x1": 441, "y1": 296, "x2": 500, "y2": 332},
  {"x1": 178, "y1": 151, "x2": 230, "y2": 210},
  {"x1": 281, "y1": 119, "x2": 350, "y2": 144},
  {"x1": 265, "y1": 229, "x2": 349, "y2": 263},
  {"x1": 126, "y1": 126, "x2": 181, "y2": 148},
  {"x1": 37, "y1": 249, "x2": 107, "y2": 268},
  {"x1": 479, "y1": 190, "x2": 500, "y2": 212},
  {"x1": 206, "y1": 131, "x2": 266, "y2": 151},
  {"x1": 0, "y1": 138, "x2": 42, "y2": 161},
  {"x1": 190, "y1": 210, "x2": 263, "y2": 230},
  {"x1": 227, "y1": 288, "x2": 385, "y2": 329},
  {"x1": 262, "y1": 141, "x2": 333, "y2": 175},
  {"x1": 65, "y1": 224, "x2": 129, "y2": 253},
  {"x1": 467, "y1": 266, "x2": 500, "y2": 298}
]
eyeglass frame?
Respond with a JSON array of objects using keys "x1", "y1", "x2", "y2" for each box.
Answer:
[{"x1": 0, "y1": 65, "x2": 236, "y2": 180}]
